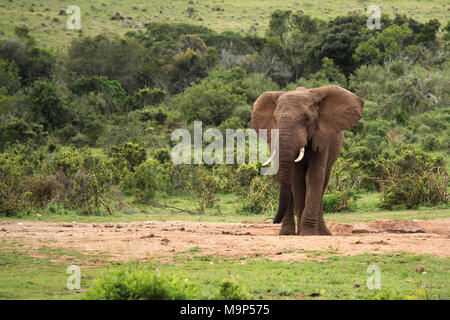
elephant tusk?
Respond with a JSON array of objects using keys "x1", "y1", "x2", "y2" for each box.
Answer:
[
  {"x1": 261, "y1": 150, "x2": 276, "y2": 167},
  {"x1": 294, "y1": 147, "x2": 305, "y2": 163}
]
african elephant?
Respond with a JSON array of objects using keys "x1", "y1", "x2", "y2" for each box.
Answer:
[{"x1": 251, "y1": 86, "x2": 364, "y2": 236}]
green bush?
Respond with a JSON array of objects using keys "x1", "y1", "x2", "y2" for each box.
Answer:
[
  {"x1": 237, "y1": 175, "x2": 277, "y2": 215},
  {"x1": 421, "y1": 134, "x2": 438, "y2": 151},
  {"x1": 153, "y1": 148, "x2": 171, "y2": 164},
  {"x1": 84, "y1": 264, "x2": 250, "y2": 300},
  {"x1": 110, "y1": 142, "x2": 147, "y2": 173},
  {"x1": 28, "y1": 80, "x2": 71, "y2": 130},
  {"x1": 323, "y1": 190, "x2": 357, "y2": 213},
  {"x1": 215, "y1": 278, "x2": 250, "y2": 300},
  {"x1": 131, "y1": 159, "x2": 170, "y2": 203},
  {"x1": 186, "y1": 166, "x2": 219, "y2": 213},
  {"x1": 84, "y1": 265, "x2": 202, "y2": 300},
  {"x1": 372, "y1": 147, "x2": 448, "y2": 209}
]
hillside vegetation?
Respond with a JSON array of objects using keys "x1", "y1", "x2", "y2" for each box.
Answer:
[
  {"x1": 0, "y1": 0, "x2": 449, "y2": 49},
  {"x1": 0, "y1": 4, "x2": 449, "y2": 218}
]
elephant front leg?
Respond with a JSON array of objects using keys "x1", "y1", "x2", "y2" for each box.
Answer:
[
  {"x1": 293, "y1": 164, "x2": 306, "y2": 235},
  {"x1": 300, "y1": 153, "x2": 328, "y2": 236},
  {"x1": 279, "y1": 193, "x2": 295, "y2": 235}
]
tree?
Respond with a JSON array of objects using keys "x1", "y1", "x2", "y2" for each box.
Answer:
[
  {"x1": 0, "y1": 59, "x2": 20, "y2": 95},
  {"x1": 29, "y1": 81, "x2": 69, "y2": 130}
]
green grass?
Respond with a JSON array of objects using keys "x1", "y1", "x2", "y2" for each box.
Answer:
[
  {"x1": 158, "y1": 252, "x2": 450, "y2": 299},
  {"x1": 1, "y1": 192, "x2": 448, "y2": 224},
  {"x1": 0, "y1": 243, "x2": 448, "y2": 299},
  {"x1": 0, "y1": 0, "x2": 448, "y2": 49},
  {"x1": 0, "y1": 241, "x2": 108, "y2": 299}
]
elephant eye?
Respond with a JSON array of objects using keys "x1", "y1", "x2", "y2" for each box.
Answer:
[{"x1": 304, "y1": 115, "x2": 310, "y2": 123}]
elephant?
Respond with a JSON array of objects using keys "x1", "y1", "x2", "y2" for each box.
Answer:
[{"x1": 250, "y1": 86, "x2": 364, "y2": 236}]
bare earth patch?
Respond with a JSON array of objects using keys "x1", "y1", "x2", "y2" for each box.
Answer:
[{"x1": 1, "y1": 218, "x2": 449, "y2": 262}]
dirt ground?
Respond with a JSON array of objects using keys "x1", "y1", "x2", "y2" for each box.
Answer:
[{"x1": 1, "y1": 218, "x2": 449, "y2": 262}]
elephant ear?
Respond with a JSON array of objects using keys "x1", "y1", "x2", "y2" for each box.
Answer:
[
  {"x1": 250, "y1": 91, "x2": 285, "y2": 146},
  {"x1": 310, "y1": 86, "x2": 364, "y2": 152}
]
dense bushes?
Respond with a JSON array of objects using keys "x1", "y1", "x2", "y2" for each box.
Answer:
[
  {"x1": 0, "y1": 12, "x2": 448, "y2": 217},
  {"x1": 84, "y1": 264, "x2": 250, "y2": 300},
  {"x1": 370, "y1": 148, "x2": 448, "y2": 209}
]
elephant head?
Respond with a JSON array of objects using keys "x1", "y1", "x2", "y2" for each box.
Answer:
[{"x1": 251, "y1": 86, "x2": 364, "y2": 224}]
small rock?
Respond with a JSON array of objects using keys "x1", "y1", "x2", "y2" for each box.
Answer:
[
  {"x1": 140, "y1": 234, "x2": 155, "y2": 239},
  {"x1": 415, "y1": 267, "x2": 425, "y2": 273},
  {"x1": 62, "y1": 223, "x2": 73, "y2": 227},
  {"x1": 104, "y1": 222, "x2": 114, "y2": 228},
  {"x1": 160, "y1": 238, "x2": 170, "y2": 245},
  {"x1": 58, "y1": 9, "x2": 66, "y2": 16},
  {"x1": 115, "y1": 224, "x2": 126, "y2": 229},
  {"x1": 353, "y1": 283, "x2": 361, "y2": 288},
  {"x1": 1, "y1": 228, "x2": 7, "y2": 232},
  {"x1": 110, "y1": 11, "x2": 124, "y2": 20}
]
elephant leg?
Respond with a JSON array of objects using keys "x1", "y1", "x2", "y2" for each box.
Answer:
[
  {"x1": 318, "y1": 169, "x2": 332, "y2": 235},
  {"x1": 279, "y1": 192, "x2": 295, "y2": 235},
  {"x1": 300, "y1": 150, "x2": 328, "y2": 236},
  {"x1": 293, "y1": 164, "x2": 306, "y2": 235}
]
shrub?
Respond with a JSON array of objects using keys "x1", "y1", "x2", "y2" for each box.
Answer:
[
  {"x1": 323, "y1": 190, "x2": 357, "y2": 213},
  {"x1": 110, "y1": 142, "x2": 147, "y2": 172},
  {"x1": 70, "y1": 76, "x2": 126, "y2": 101},
  {"x1": 421, "y1": 134, "x2": 438, "y2": 151},
  {"x1": 28, "y1": 80, "x2": 70, "y2": 130},
  {"x1": 84, "y1": 264, "x2": 250, "y2": 300},
  {"x1": 123, "y1": 88, "x2": 166, "y2": 112},
  {"x1": 214, "y1": 278, "x2": 250, "y2": 300},
  {"x1": 0, "y1": 159, "x2": 29, "y2": 216},
  {"x1": 186, "y1": 166, "x2": 219, "y2": 213},
  {"x1": 0, "y1": 59, "x2": 21, "y2": 94},
  {"x1": 84, "y1": 265, "x2": 201, "y2": 300},
  {"x1": 131, "y1": 159, "x2": 170, "y2": 203},
  {"x1": 153, "y1": 148, "x2": 171, "y2": 164},
  {"x1": 371, "y1": 147, "x2": 448, "y2": 209},
  {"x1": 176, "y1": 73, "x2": 245, "y2": 126},
  {"x1": 237, "y1": 175, "x2": 277, "y2": 215}
]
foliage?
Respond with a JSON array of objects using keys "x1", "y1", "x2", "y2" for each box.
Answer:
[
  {"x1": 0, "y1": 38, "x2": 54, "y2": 85},
  {"x1": 123, "y1": 88, "x2": 166, "y2": 112},
  {"x1": 370, "y1": 148, "x2": 448, "y2": 209},
  {"x1": 215, "y1": 278, "x2": 250, "y2": 300},
  {"x1": 109, "y1": 142, "x2": 147, "y2": 173},
  {"x1": 131, "y1": 159, "x2": 170, "y2": 203},
  {"x1": 28, "y1": 81, "x2": 70, "y2": 130},
  {"x1": 186, "y1": 166, "x2": 219, "y2": 214},
  {"x1": 84, "y1": 265, "x2": 202, "y2": 300},
  {"x1": 0, "y1": 59, "x2": 21, "y2": 94},
  {"x1": 323, "y1": 190, "x2": 358, "y2": 213}
]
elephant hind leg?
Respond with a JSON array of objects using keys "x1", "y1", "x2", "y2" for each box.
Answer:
[
  {"x1": 319, "y1": 169, "x2": 332, "y2": 236},
  {"x1": 279, "y1": 192, "x2": 295, "y2": 235},
  {"x1": 319, "y1": 206, "x2": 332, "y2": 235}
]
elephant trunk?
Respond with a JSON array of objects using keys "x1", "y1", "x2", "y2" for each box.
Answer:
[{"x1": 273, "y1": 130, "x2": 295, "y2": 224}]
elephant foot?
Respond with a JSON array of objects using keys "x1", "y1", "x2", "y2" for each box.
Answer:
[
  {"x1": 319, "y1": 221, "x2": 332, "y2": 236},
  {"x1": 279, "y1": 224, "x2": 296, "y2": 236},
  {"x1": 299, "y1": 226, "x2": 320, "y2": 236}
]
